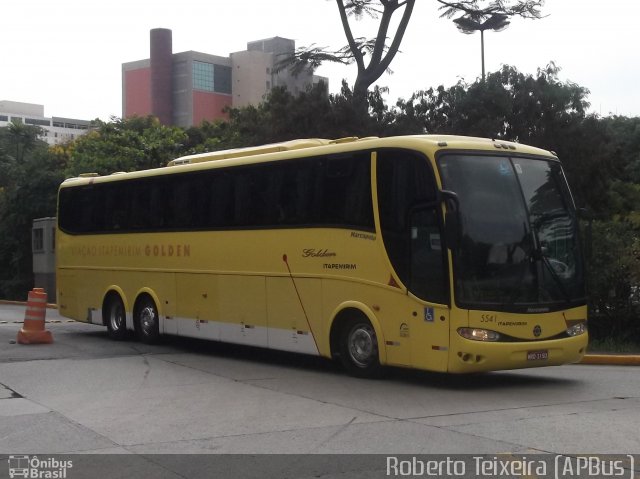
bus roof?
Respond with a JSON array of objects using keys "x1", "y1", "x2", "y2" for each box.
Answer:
[
  {"x1": 167, "y1": 138, "x2": 334, "y2": 166},
  {"x1": 62, "y1": 135, "x2": 557, "y2": 186}
]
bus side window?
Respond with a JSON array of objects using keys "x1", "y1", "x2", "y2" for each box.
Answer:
[
  {"x1": 77, "y1": 186, "x2": 97, "y2": 232},
  {"x1": 233, "y1": 170, "x2": 251, "y2": 226},
  {"x1": 208, "y1": 171, "x2": 234, "y2": 228},
  {"x1": 294, "y1": 163, "x2": 314, "y2": 224},
  {"x1": 248, "y1": 165, "x2": 281, "y2": 226},
  {"x1": 321, "y1": 154, "x2": 374, "y2": 229},
  {"x1": 274, "y1": 159, "x2": 318, "y2": 227},
  {"x1": 130, "y1": 181, "x2": 153, "y2": 230},
  {"x1": 275, "y1": 163, "x2": 300, "y2": 225},
  {"x1": 104, "y1": 183, "x2": 129, "y2": 231}
]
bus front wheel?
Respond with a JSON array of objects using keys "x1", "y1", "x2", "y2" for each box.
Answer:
[
  {"x1": 339, "y1": 318, "x2": 383, "y2": 378},
  {"x1": 105, "y1": 294, "x2": 126, "y2": 341},
  {"x1": 135, "y1": 296, "x2": 160, "y2": 344}
]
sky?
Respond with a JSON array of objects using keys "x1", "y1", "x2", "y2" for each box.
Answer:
[{"x1": 2, "y1": 0, "x2": 639, "y2": 121}]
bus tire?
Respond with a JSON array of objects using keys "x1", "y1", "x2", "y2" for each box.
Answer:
[
  {"x1": 104, "y1": 294, "x2": 127, "y2": 341},
  {"x1": 135, "y1": 296, "x2": 160, "y2": 344},
  {"x1": 339, "y1": 317, "x2": 383, "y2": 378}
]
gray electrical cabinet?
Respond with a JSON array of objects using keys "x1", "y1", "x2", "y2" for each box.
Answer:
[{"x1": 32, "y1": 217, "x2": 56, "y2": 303}]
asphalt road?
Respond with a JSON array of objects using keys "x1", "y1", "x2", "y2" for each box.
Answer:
[{"x1": 1, "y1": 304, "x2": 639, "y2": 477}]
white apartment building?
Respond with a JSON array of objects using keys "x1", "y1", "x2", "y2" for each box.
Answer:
[{"x1": 0, "y1": 100, "x2": 91, "y2": 146}]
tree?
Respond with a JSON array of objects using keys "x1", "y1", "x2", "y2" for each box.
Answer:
[
  {"x1": 213, "y1": 81, "x2": 397, "y2": 146},
  {"x1": 280, "y1": 0, "x2": 415, "y2": 106},
  {"x1": 5, "y1": 121, "x2": 44, "y2": 163},
  {"x1": 282, "y1": 0, "x2": 544, "y2": 106},
  {"x1": 437, "y1": 0, "x2": 545, "y2": 81},
  {"x1": 0, "y1": 127, "x2": 58, "y2": 299},
  {"x1": 587, "y1": 219, "x2": 640, "y2": 341},
  {"x1": 337, "y1": 0, "x2": 415, "y2": 103},
  {"x1": 65, "y1": 116, "x2": 188, "y2": 177}
]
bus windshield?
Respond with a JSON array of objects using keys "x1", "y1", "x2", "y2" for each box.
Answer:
[{"x1": 438, "y1": 154, "x2": 585, "y2": 312}]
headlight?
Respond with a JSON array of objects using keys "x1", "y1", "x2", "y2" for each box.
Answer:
[
  {"x1": 458, "y1": 328, "x2": 501, "y2": 342},
  {"x1": 566, "y1": 322, "x2": 587, "y2": 337}
]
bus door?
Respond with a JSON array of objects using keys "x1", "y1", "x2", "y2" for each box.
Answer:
[
  {"x1": 407, "y1": 207, "x2": 450, "y2": 371},
  {"x1": 376, "y1": 150, "x2": 450, "y2": 371}
]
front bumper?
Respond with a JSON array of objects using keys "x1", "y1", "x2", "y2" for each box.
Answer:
[{"x1": 447, "y1": 332, "x2": 588, "y2": 373}]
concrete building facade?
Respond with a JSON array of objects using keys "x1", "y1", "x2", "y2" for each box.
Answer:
[
  {"x1": 122, "y1": 29, "x2": 327, "y2": 127},
  {"x1": 0, "y1": 100, "x2": 90, "y2": 146}
]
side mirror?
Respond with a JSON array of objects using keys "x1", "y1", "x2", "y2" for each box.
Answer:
[{"x1": 444, "y1": 210, "x2": 460, "y2": 251}]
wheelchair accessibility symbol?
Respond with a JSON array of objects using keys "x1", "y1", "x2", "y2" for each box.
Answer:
[{"x1": 424, "y1": 307, "x2": 434, "y2": 322}]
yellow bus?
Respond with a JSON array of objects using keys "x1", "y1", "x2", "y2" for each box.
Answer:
[{"x1": 56, "y1": 135, "x2": 588, "y2": 376}]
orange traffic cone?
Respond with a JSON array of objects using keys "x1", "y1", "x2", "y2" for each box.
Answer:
[{"x1": 17, "y1": 288, "x2": 53, "y2": 344}]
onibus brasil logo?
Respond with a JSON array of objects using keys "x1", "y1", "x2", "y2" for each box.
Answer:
[{"x1": 8, "y1": 456, "x2": 72, "y2": 478}]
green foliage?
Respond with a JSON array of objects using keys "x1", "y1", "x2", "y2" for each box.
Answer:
[
  {"x1": 183, "y1": 120, "x2": 226, "y2": 154},
  {"x1": 222, "y1": 84, "x2": 339, "y2": 145},
  {"x1": 4, "y1": 121, "x2": 44, "y2": 163},
  {"x1": 197, "y1": 82, "x2": 395, "y2": 149},
  {"x1": 601, "y1": 116, "x2": 640, "y2": 213},
  {"x1": 585, "y1": 219, "x2": 640, "y2": 341},
  {"x1": 65, "y1": 116, "x2": 188, "y2": 177},
  {"x1": 0, "y1": 127, "x2": 62, "y2": 299}
]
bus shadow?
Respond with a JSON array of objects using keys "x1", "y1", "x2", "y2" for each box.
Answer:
[
  {"x1": 161, "y1": 334, "x2": 582, "y2": 390},
  {"x1": 385, "y1": 366, "x2": 583, "y2": 390},
  {"x1": 155, "y1": 334, "x2": 343, "y2": 375},
  {"x1": 77, "y1": 330, "x2": 583, "y2": 389}
]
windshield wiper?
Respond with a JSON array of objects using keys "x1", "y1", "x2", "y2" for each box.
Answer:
[{"x1": 538, "y1": 252, "x2": 571, "y2": 302}]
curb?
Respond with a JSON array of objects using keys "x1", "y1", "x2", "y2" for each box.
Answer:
[{"x1": 579, "y1": 354, "x2": 640, "y2": 366}]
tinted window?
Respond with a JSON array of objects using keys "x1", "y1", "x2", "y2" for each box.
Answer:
[
  {"x1": 377, "y1": 150, "x2": 446, "y2": 303},
  {"x1": 58, "y1": 153, "x2": 374, "y2": 234},
  {"x1": 438, "y1": 154, "x2": 584, "y2": 308}
]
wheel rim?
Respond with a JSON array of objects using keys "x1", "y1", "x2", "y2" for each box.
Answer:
[
  {"x1": 348, "y1": 324, "x2": 376, "y2": 368},
  {"x1": 140, "y1": 306, "x2": 156, "y2": 335},
  {"x1": 109, "y1": 302, "x2": 124, "y2": 331}
]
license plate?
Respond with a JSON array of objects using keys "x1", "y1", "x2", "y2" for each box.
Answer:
[{"x1": 527, "y1": 350, "x2": 549, "y2": 361}]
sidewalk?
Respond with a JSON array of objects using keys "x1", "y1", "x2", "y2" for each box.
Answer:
[
  {"x1": 1, "y1": 301, "x2": 638, "y2": 366},
  {"x1": 0, "y1": 301, "x2": 71, "y2": 326}
]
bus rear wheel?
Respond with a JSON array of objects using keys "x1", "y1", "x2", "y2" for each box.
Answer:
[
  {"x1": 105, "y1": 294, "x2": 127, "y2": 340},
  {"x1": 339, "y1": 318, "x2": 383, "y2": 378},
  {"x1": 135, "y1": 296, "x2": 160, "y2": 344}
]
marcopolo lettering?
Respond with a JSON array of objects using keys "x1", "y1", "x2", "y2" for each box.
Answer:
[{"x1": 350, "y1": 231, "x2": 376, "y2": 241}]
